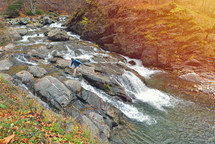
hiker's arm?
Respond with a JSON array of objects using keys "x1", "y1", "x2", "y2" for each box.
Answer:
[
  {"x1": 77, "y1": 60, "x2": 83, "y2": 65},
  {"x1": 70, "y1": 61, "x2": 73, "y2": 67}
]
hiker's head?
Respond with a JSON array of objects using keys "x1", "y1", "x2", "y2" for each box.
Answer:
[{"x1": 71, "y1": 58, "x2": 74, "y2": 61}]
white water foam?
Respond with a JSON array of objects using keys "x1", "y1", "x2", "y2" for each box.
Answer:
[
  {"x1": 63, "y1": 45, "x2": 94, "y2": 61},
  {"x1": 65, "y1": 74, "x2": 155, "y2": 124},
  {"x1": 49, "y1": 23, "x2": 66, "y2": 28},
  {"x1": 119, "y1": 71, "x2": 175, "y2": 111},
  {"x1": 15, "y1": 54, "x2": 38, "y2": 65},
  {"x1": 123, "y1": 56, "x2": 161, "y2": 78},
  {"x1": 67, "y1": 32, "x2": 81, "y2": 39},
  {"x1": 20, "y1": 33, "x2": 44, "y2": 42}
]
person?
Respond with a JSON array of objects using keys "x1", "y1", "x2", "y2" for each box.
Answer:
[{"x1": 70, "y1": 58, "x2": 83, "y2": 77}]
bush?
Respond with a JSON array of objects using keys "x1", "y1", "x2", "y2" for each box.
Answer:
[
  {"x1": 35, "y1": 8, "x2": 44, "y2": 15},
  {"x1": 25, "y1": 11, "x2": 34, "y2": 16},
  {"x1": 6, "y1": 0, "x2": 24, "y2": 18}
]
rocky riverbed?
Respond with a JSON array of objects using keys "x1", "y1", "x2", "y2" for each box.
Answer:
[{"x1": 1, "y1": 15, "x2": 215, "y2": 143}]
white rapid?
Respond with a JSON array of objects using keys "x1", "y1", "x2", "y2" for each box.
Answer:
[
  {"x1": 15, "y1": 54, "x2": 38, "y2": 65},
  {"x1": 65, "y1": 75, "x2": 155, "y2": 124},
  {"x1": 119, "y1": 71, "x2": 175, "y2": 111}
]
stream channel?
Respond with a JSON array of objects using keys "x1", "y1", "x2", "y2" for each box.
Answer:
[{"x1": 1, "y1": 17, "x2": 215, "y2": 144}]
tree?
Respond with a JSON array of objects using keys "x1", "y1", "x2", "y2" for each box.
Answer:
[{"x1": 6, "y1": 0, "x2": 24, "y2": 17}]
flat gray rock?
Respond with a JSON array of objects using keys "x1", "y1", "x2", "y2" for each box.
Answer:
[
  {"x1": 28, "y1": 66, "x2": 47, "y2": 78},
  {"x1": 16, "y1": 70, "x2": 34, "y2": 83},
  {"x1": 34, "y1": 76, "x2": 73, "y2": 110},
  {"x1": 0, "y1": 59, "x2": 13, "y2": 71},
  {"x1": 64, "y1": 79, "x2": 82, "y2": 93}
]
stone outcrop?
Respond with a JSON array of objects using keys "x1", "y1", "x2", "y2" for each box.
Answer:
[
  {"x1": 47, "y1": 29, "x2": 69, "y2": 41},
  {"x1": 64, "y1": 79, "x2": 82, "y2": 94},
  {"x1": 34, "y1": 76, "x2": 73, "y2": 110},
  {"x1": 0, "y1": 59, "x2": 13, "y2": 71},
  {"x1": 56, "y1": 59, "x2": 71, "y2": 69},
  {"x1": 28, "y1": 66, "x2": 47, "y2": 78},
  {"x1": 16, "y1": 71, "x2": 34, "y2": 83},
  {"x1": 66, "y1": 1, "x2": 214, "y2": 71}
]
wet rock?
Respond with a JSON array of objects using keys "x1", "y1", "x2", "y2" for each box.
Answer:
[
  {"x1": 19, "y1": 17, "x2": 31, "y2": 25},
  {"x1": 52, "y1": 51, "x2": 64, "y2": 58},
  {"x1": 184, "y1": 59, "x2": 201, "y2": 67},
  {"x1": 28, "y1": 66, "x2": 47, "y2": 78},
  {"x1": 8, "y1": 19, "x2": 19, "y2": 25},
  {"x1": 7, "y1": 28, "x2": 22, "y2": 41},
  {"x1": 34, "y1": 76, "x2": 73, "y2": 110},
  {"x1": 42, "y1": 16, "x2": 54, "y2": 25},
  {"x1": 48, "y1": 58, "x2": 58, "y2": 63},
  {"x1": 64, "y1": 80, "x2": 82, "y2": 94},
  {"x1": 179, "y1": 73, "x2": 204, "y2": 83},
  {"x1": 26, "y1": 23, "x2": 43, "y2": 29},
  {"x1": 0, "y1": 43, "x2": 15, "y2": 51},
  {"x1": 15, "y1": 28, "x2": 28, "y2": 36},
  {"x1": 27, "y1": 46, "x2": 49, "y2": 59},
  {"x1": 80, "y1": 65, "x2": 131, "y2": 102},
  {"x1": 56, "y1": 59, "x2": 71, "y2": 69},
  {"x1": 89, "y1": 112, "x2": 110, "y2": 139},
  {"x1": 0, "y1": 73, "x2": 13, "y2": 81},
  {"x1": 15, "y1": 70, "x2": 34, "y2": 83},
  {"x1": 0, "y1": 59, "x2": 13, "y2": 71},
  {"x1": 77, "y1": 114, "x2": 100, "y2": 139},
  {"x1": 128, "y1": 60, "x2": 136, "y2": 65},
  {"x1": 47, "y1": 29, "x2": 69, "y2": 41}
]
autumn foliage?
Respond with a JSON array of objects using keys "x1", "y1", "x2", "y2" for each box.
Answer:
[{"x1": 0, "y1": 78, "x2": 96, "y2": 144}]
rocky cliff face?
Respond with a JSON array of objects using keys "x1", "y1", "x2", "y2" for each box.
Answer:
[{"x1": 66, "y1": 0, "x2": 215, "y2": 71}]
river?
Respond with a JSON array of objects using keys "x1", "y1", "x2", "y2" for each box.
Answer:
[{"x1": 1, "y1": 17, "x2": 215, "y2": 144}]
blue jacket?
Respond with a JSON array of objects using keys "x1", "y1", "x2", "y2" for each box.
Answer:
[{"x1": 70, "y1": 59, "x2": 83, "y2": 68}]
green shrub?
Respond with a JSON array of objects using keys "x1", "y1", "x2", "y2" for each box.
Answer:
[
  {"x1": 6, "y1": 0, "x2": 24, "y2": 18},
  {"x1": 25, "y1": 10, "x2": 34, "y2": 16},
  {"x1": 35, "y1": 8, "x2": 44, "y2": 15}
]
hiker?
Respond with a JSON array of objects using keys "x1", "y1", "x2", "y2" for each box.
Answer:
[{"x1": 70, "y1": 58, "x2": 83, "y2": 77}]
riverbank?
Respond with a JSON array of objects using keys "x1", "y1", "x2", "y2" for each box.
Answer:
[
  {"x1": 0, "y1": 77, "x2": 99, "y2": 143},
  {"x1": 66, "y1": 0, "x2": 215, "y2": 98},
  {"x1": 0, "y1": 10, "x2": 215, "y2": 143}
]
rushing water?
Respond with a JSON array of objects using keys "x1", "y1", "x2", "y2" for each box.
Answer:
[{"x1": 5, "y1": 19, "x2": 215, "y2": 144}]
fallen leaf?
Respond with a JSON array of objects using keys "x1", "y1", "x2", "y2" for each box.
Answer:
[{"x1": 1, "y1": 134, "x2": 15, "y2": 144}]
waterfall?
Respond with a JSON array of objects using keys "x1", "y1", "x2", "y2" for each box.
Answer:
[
  {"x1": 65, "y1": 74, "x2": 155, "y2": 124},
  {"x1": 119, "y1": 71, "x2": 175, "y2": 111}
]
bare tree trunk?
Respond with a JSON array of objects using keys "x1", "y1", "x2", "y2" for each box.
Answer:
[{"x1": 28, "y1": 0, "x2": 37, "y2": 14}]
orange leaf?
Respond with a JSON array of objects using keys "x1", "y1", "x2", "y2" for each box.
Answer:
[{"x1": 1, "y1": 134, "x2": 15, "y2": 144}]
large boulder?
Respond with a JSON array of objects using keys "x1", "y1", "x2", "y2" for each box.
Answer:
[
  {"x1": 16, "y1": 71, "x2": 34, "y2": 83},
  {"x1": 42, "y1": 16, "x2": 54, "y2": 25},
  {"x1": 26, "y1": 45, "x2": 49, "y2": 59},
  {"x1": 26, "y1": 23, "x2": 43, "y2": 29},
  {"x1": 79, "y1": 65, "x2": 131, "y2": 102},
  {"x1": 28, "y1": 66, "x2": 47, "y2": 78},
  {"x1": 89, "y1": 112, "x2": 110, "y2": 140},
  {"x1": 56, "y1": 59, "x2": 71, "y2": 69},
  {"x1": 18, "y1": 17, "x2": 31, "y2": 25},
  {"x1": 47, "y1": 29, "x2": 69, "y2": 41},
  {"x1": 15, "y1": 28, "x2": 28, "y2": 36},
  {"x1": 64, "y1": 80, "x2": 82, "y2": 94},
  {"x1": 0, "y1": 43, "x2": 15, "y2": 51},
  {"x1": 0, "y1": 59, "x2": 13, "y2": 71},
  {"x1": 34, "y1": 76, "x2": 73, "y2": 110},
  {"x1": 7, "y1": 28, "x2": 22, "y2": 41}
]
